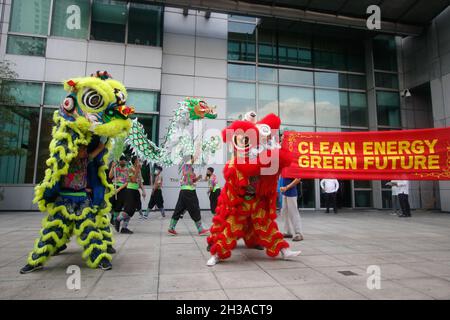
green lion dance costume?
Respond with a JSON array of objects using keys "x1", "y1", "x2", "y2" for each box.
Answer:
[{"x1": 20, "y1": 71, "x2": 134, "y2": 273}]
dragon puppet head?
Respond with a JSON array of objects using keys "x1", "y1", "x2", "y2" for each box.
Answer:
[
  {"x1": 222, "y1": 111, "x2": 292, "y2": 176},
  {"x1": 185, "y1": 97, "x2": 217, "y2": 120},
  {"x1": 60, "y1": 70, "x2": 134, "y2": 137}
]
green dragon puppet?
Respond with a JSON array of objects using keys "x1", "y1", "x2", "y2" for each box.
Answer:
[
  {"x1": 20, "y1": 71, "x2": 134, "y2": 273},
  {"x1": 125, "y1": 97, "x2": 221, "y2": 167}
]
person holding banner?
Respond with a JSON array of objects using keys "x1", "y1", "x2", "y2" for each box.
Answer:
[
  {"x1": 320, "y1": 178, "x2": 339, "y2": 214},
  {"x1": 391, "y1": 180, "x2": 411, "y2": 217}
]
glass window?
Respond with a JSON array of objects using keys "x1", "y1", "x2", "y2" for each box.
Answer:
[
  {"x1": 127, "y1": 90, "x2": 158, "y2": 113},
  {"x1": 228, "y1": 15, "x2": 257, "y2": 23},
  {"x1": 347, "y1": 41, "x2": 365, "y2": 72},
  {"x1": 347, "y1": 74, "x2": 366, "y2": 90},
  {"x1": 0, "y1": 81, "x2": 42, "y2": 106},
  {"x1": 128, "y1": 3, "x2": 162, "y2": 46},
  {"x1": 315, "y1": 89, "x2": 343, "y2": 127},
  {"x1": 349, "y1": 92, "x2": 368, "y2": 127},
  {"x1": 51, "y1": 0, "x2": 90, "y2": 39},
  {"x1": 258, "y1": 67, "x2": 278, "y2": 83},
  {"x1": 36, "y1": 108, "x2": 55, "y2": 183},
  {"x1": 373, "y1": 36, "x2": 397, "y2": 71},
  {"x1": 91, "y1": 0, "x2": 127, "y2": 43},
  {"x1": 279, "y1": 69, "x2": 313, "y2": 86},
  {"x1": 280, "y1": 125, "x2": 314, "y2": 133},
  {"x1": 6, "y1": 35, "x2": 46, "y2": 57},
  {"x1": 0, "y1": 106, "x2": 40, "y2": 184},
  {"x1": 278, "y1": 32, "x2": 312, "y2": 67},
  {"x1": 258, "y1": 84, "x2": 278, "y2": 118},
  {"x1": 279, "y1": 86, "x2": 314, "y2": 126},
  {"x1": 9, "y1": 0, "x2": 51, "y2": 35},
  {"x1": 354, "y1": 180, "x2": 371, "y2": 188},
  {"x1": 315, "y1": 72, "x2": 347, "y2": 88},
  {"x1": 228, "y1": 64, "x2": 255, "y2": 81},
  {"x1": 355, "y1": 190, "x2": 372, "y2": 207},
  {"x1": 44, "y1": 84, "x2": 66, "y2": 106},
  {"x1": 228, "y1": 22, "x2": 256, "y2": 62},
  {"x1": 227, "y1": 82, "x2": 256, "y2": 120},
  {"x1": 314, "y1": 37, "x2": 346, "y2": 71},
  {"x1": 377, "y1": 91, "x2": 400, "y2": 127},
  {"x1": 375, "y1": 72, "x2": 399, "y2": 89},
  {"x1": 258, "y1": 27, "x2": 277, "y2": 64}
]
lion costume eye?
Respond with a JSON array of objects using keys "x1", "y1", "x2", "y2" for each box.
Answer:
[
  {"x1": 82, "y1": 89, "x2": 104, "y2": 110},
  {"x1": 233, "y1": 133, "x2": 251, "y2": 151}
]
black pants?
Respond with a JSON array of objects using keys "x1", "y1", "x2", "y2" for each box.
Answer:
[
  {"x1": 148, "y1": 189, "x2": 164, "y2": 210},
  {"x1": 209, "y1": 188, "x2": 221, "y2": 214},
  {"x1": 324, "y1": 192, "x2": 337, "y2": 213},
  {"x1": 123, "y1": 189, "x2": 141, "y2": 217},
  {"x1": 172, "y1": 190, "x2": 201, "y2": 222},
  {"x1": 398, "y1": 193, "x2": 411, "y2": 216}
]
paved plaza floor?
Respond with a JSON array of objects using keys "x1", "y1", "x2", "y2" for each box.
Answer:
[{"x1": 1, "y1": 210, "x2": 450, "y2": 300}]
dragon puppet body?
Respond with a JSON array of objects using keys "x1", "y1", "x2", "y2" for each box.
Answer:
[
  {"x1": 21, "y1": 71, "x2": 134, "y2": 273},
  {"x1": 124, "y1": 97, "x2": 220, "y2": 167},
  {"x1": 206, "y1": 112, "x2": 302, "y2": 266}
]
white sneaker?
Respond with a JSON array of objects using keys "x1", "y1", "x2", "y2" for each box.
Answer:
[
  {"x1": 206, "y1": 254, "x2": 219, "y2": 267},
  {"x1": 281, "y1": 248, "x2": 302, "y2": 260}
]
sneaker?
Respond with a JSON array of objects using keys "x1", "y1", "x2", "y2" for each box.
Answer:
[
  {"x1": 53, "y1": 244, "x2": 67, "y2": 256},
  {"x1": 98, "y1": 258, "x2": 112, "y2": 271},
  {"x1": 107, "y1": 246, "x2": 116, "y2": 254},
  {"x1": 292, "y1": 234, "x2": 304, "y2": 242},
  {"x1": 120, "y1": 228, "x2": 134, "y2": 234},
  {"x1": 281, "y1": 248, "x2": 302, "y2": 260},
  {"x1": 20, "y1": 264, "x2": 43, "y2": 274},
  {"x1": 114, "y1": 219, "x2": 120, "y2": 232},
  {"x1": 283, "y1": 233, "x2": 293, "y2": 238},
  {"x1": 198, "y1": 228, "x2": 210, "y2": 236},
  {"x1": 206, "y1": 255, "x2": 219, "y2": 267},
  {"x1": 168, "y1": 228, "x2": 178, "y2": 236}
]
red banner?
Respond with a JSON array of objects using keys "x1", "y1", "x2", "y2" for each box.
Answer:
[{"x1": 281, "y1": 127, "x2": 450, "y2": 180}]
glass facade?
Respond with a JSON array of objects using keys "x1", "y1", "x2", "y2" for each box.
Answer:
[
  {"x1": 0, "y1": 81, "x2": 160, "y2": 185},
  {"x1": 7, "y1": 0, "x2": 164, "y2": 50}
]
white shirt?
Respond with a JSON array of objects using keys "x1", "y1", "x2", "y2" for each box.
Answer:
[
  {"x1": 320, "y1": 179, "x2": 339, "y2": 193},
  {"x1": 392, "y1": 180, "x2": 409, "y2": 195}
]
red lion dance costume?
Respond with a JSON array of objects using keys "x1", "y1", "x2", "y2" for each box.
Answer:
[{"x1": 206, "y1": 112, "x2": 301, "y2": 266}]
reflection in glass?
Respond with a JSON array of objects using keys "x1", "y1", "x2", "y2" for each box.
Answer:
[
  {"x1": 279, "y1": 69, "x2": 313, "y2": 86},
  {"x1": 278, "y1": 32, "x2": 312, "y2": 67},
  {"x1": 0, "y1": 81, "x2": 42, "y2": 106},
  {"x1": 258, "y1": 67, "x2": 278, "y2": 83},
  {"x1": 279, "y1": 86, "x2": 314, "y2": 126},
  {"x1": 375, "y1": 72, "x2": 399, "y2": 89},
  {"x1": 36, "y1": 108, "x2": 55, "y2": 183},
  {"x1": 127, "y1": 90, "x2": 158, "y2": 113},
  {"x1": 373, "y1": 36, "x2": 397, "y2": 71},
  {"x1": 258, "y1": 28, "x2": 277, "y2": 64},
  {"x1": 91, "y1": 0, "x2": 127, "y2": 43},
  {"x1": 315, "y1": 72, "x2": 347, "y2": 88},
  {"x1": 44, "y1": 84, "x2": 66, "y2": 106},
  {"x1": 0, "y1": 106, "x2": 40, "y2": 184},
  {"x1": 355, "y1": 190, "x2": 372, "y2": 207},
  {"x1": 258, "y1": 84, "x2": 278, "y2": 118},
  {"x1": 228, "y1": 22, "x2": 256, "y2": 61},
  {"x1": 377, "y1": 91, "x2": 400, "y2": 127},
  {"x1": 128, "y1": 3, "x2": 162, "y2": 46},
  {"x1": 315, "y1": 89, "x2": 341, "y2": 127},
  {"x1": 9, "y1": 0, "x2": 51, "y2": 35},
  {"x1": 7, "y1": 35, "x2": 46, "y2": 57},
  {"x1": 227, "y1": 82, "x2": 256, "y2": 120},
  {"x1": 228, "y1": 64, "x2": 255, "y2": 81},
  {"x1": 349, "y1": 92, "x2": 368, "y2": 127},
  {"x1": 51, "y1": 0, "x2": 90, "y2": 39}
]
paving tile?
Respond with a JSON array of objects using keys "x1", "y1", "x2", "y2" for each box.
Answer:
[
  {"x1": 158, "y1": 272, "x2": 221, "y2": 293},
  {"x1": 346, "y1": 280, "x2": 434, "y2": 300},
  {"x1": 266, "y1": 268, "x2": 333, "y2": 285},
  {"x1": 225, "y1": 286, "x2": 298, "y2": 300},
  {"x1": 158, "y1": 290, "x2": 228, "y2": 300},
  {"x1": 215, "y1": 269, "x2": 279, "y2": 289},
  {"x1": 88, "y1": 274, "x2": 158, "y2": 298},
  {"x1": 287, "y1": 282, "x2": 367, "y2": 300},
  {"x1": 394, "y1": 277, "x2": 450, "y2": 299}
]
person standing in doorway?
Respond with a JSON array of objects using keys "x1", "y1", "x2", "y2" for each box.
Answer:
[
  {"x1": 280, "y1": 177, "x2": 304, "y2": 241},
  {"x1": 168, "y1": 157, "x2": 209, "y2": 236},
  {"x1": 391, "y1": 180, "x2": 411, "y2": 217},
  {"x1": 320, "y1": 178, "x2": 339, "y2": 214}
]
